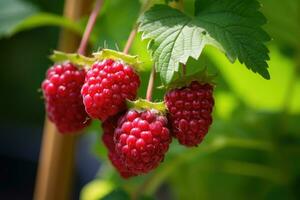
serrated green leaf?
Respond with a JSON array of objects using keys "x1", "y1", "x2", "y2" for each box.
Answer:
[
  {"x1": 195, "y1": 0, "x2": 270, "y2": 79},
  {"x1": 139, "y1": 1, "x2": 270, "y2": 83},
  {"x1": 138, "y1": 5, "x2": 210, "y2": 84}
]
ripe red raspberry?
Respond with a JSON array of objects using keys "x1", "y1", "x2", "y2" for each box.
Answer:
[
  {"x1": 114, "y1": 109, "x2": 171, "y2": 175},
  {"x1": 41, "y1": 63, "x2": 91, "y2": 133},
  {"x1": 81, "y1": 59, "x2": 140, "y2": 121},
  {"x1": 101, "y1": 115, "x2": 136, "y2": 178},
  {"x1": 164, "y1": 81, "x2": 214, "y2": 147}
]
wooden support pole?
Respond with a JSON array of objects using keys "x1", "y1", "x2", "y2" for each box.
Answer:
[{"x1": 34, "y1": 0, "x2": 92, "y2": 199}]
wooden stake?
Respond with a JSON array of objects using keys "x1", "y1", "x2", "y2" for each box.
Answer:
[{"x1": 34, "y1": 0, "x2": 92, "y2": 199}]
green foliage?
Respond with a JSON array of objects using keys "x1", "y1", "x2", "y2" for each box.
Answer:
[
  {"x1": 260, "y1": 0, "x2": 299, "y2": 47},
  {"x1": 0, "y1": 0, "x2": 37, "y2": 37},
  {"x1": 139, "y1": 0, "x2": 270, "y2": 84},
  {"x1": 80, "y1": 180, "x2": 114, "y2": 200},
  {"x1": 0, "y1": 0, "x2": 84, "y2": 39},
  {"x1": 10, "y1": 13, "x2": 84, "y2": 37},
  {"x1": 205, "y1": 45, "x2": 300, "y2": 113},
  {"x1": 102, "y1": 189, "x2": 131, "y2": 200}
]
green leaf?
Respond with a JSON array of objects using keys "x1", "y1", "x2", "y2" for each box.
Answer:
[
  {"x1": 0, "y1": 0, "x2": 37, "y2": 37},
  {"x1": 127, "y1": 99, "x2": 167, "y2": 114},
  {"x1": 9, "y1": 13, "x2": 84, "y2": 37},
  {"x1": 195, "y1": 0, "x2": 270, "y2": 79},
  {"x1": 80, "y1": 180, "x2": 114, "y2": 200},
  {"x1": 0, "y1": 0, "x2": 84, "y2": 39},
  {"x1": 164, "y1": 68, "x2": 216, "y2": 90},
  {"x1": 50, "y1": 50, "x2": 95, "y2": 67},
  {"x1": 138, "y1": 5, "x2": 210, "y2": 84},
  {"x1": 139, "y1": 1, "x2": 270, "y2": 83}
]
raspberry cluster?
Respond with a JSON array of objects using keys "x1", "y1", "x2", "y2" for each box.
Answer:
[
  {"x1": 41, "y1": 51, "x2": 215, "y2": 178},
  {"x1": 165, "y1": 81, "x2": 214, "y2": 146},
  {"x1": 41, "y1": 63, "x2": 90, "y2": 133},
  {"x1": 81, "y1": 59, "x2": 140, "y2": 121}
]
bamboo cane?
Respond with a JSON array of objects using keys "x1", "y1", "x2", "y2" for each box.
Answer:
[{"x1": 34, "y1": 0, "x2": 92, "y2": 199}]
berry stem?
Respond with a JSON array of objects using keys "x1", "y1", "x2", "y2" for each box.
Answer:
[
  {"x1": 146, "y1": 66, "x2": 156, "y2": 101},
  {"x1": 123, "y1": 0, "x2": 153, "y2": 54},
  {"x1": 123, "y1": 26, "x2": 138, "y2": 54},
  {"x1": 77, "y1": 0, "x2": 104, "y2": 55}
]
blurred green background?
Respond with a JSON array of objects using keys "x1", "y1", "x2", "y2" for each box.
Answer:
[{"x1": 0, "y1": 0, "x2": 299, "y2": 199}]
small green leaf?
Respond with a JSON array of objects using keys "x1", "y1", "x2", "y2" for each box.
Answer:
[
  {"x1": 139, "y1": 1, "x2": 270, "y2": 84},
  {"x1": 50, "y1": 51, "x2": 95, "y2": 67},
  {"x1": 127, "y1": 99, "x2": 167, "y2": 113},
  {"x1": 80, "y1": 180, "x2": 114, "y2": 200},
  {"x1": 93, "y1": 49, "x2": 143, "y2": 71},
  {"x1": 165, "y1": 68, "x2": 216, "y2": 90}
]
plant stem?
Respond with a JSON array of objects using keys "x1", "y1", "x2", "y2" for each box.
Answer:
[
  {"x1": 146, "y1": 66, "x2": 156, "y2": 101},
  {"x1": 123, "y1": 0, "x2": 153, "y2": 54},
  {"x1": 123, "y1": 26, "x2": 138, "y2": 54},
  {"x1": 77, "y1": 0, "x2": 104, "y2": 55}
]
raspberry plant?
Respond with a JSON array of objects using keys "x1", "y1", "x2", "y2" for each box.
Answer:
[
  {"x1": 41, "y1": 0, "x2": 269, "y2": 178},
  {"x1": 37, "y1": 0, "x2": 276, "y2": 199}
]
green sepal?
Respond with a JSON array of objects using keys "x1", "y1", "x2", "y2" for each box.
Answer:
[
  {"x1": 163, "y1": 67, "x2": 216, "y2": 90},
  {"x1": 126, "y1": 99, "x2": 167, "y2": 114},
  {"x1": 50, "y1": 50, "x2": 95, "y2": 68},
  {"x1": 93, "y1": 49, "x2": 143, "y2": 71}
]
